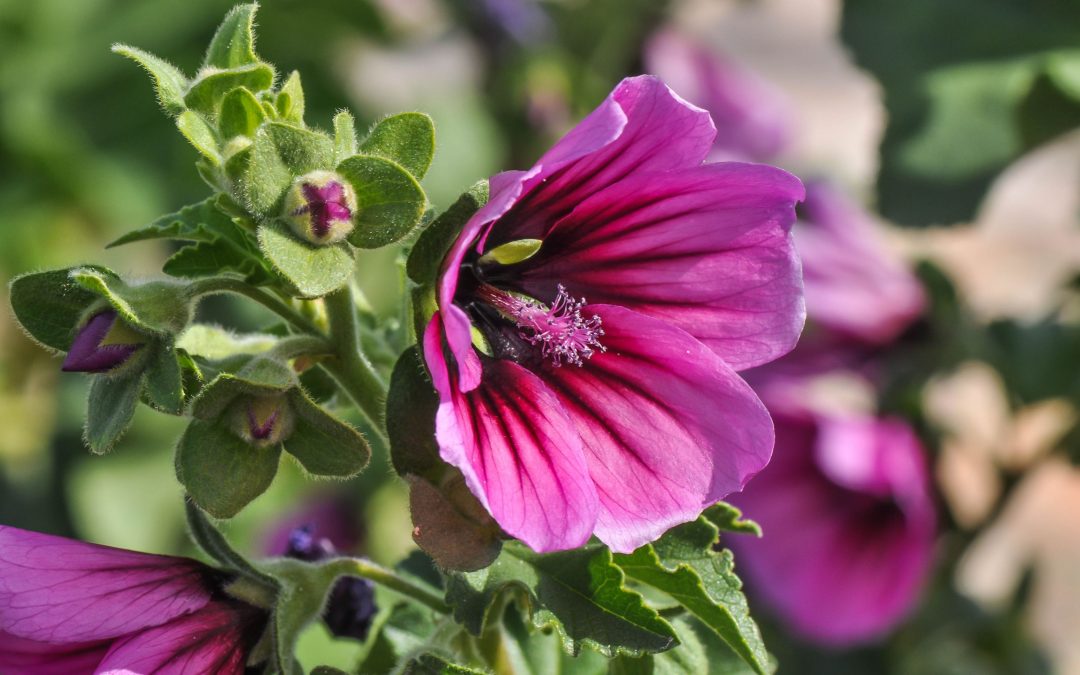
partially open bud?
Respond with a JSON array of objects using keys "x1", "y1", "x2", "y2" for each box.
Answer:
[
  {"x1": 228, "y1": 394, "x2": 295, "y2": 447},
  {"x1": 62, "y1": 309, "x2": 147, "y2": 374},
  {"x1": 282, "y1": 170, "x2": 357, "y2": 245},
  {"x1": 284, "y1": 525, "x2": 378, "y2": 641}
]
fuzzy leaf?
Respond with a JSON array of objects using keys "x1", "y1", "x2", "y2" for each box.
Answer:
[
  {"x1": 446, "y1": 543, "x2": 677, "y2": 657},
  {"x1": 612, "y1": 507, "x2": 768, "y2": 675},
  {"x1": 284, "y1": 390, "x2": 370, "y2": 477},
  {"x1": 257, "y1": 221, "x2": 355, "y2": 298},
  {"x1": 333, "y1": 110, "x2": 358, "y2": 163},
  {"x1": 406, "y1": 180, "x2": 488, "y2": 285},
  {"x1": 85, "y1": 373, "x2": 143, "y2": 454},
  {"x1": 189, "y1": 357, "x2": 297, "y2": 421},
  {"x1": 277, "y1": 71, "x2": 306, "y2": 124},
  {"x1": 9, "y1": 267, "x2": 106, "y2": 352},
  {"x1": 359, "y1": 112, "x2": 436, "y2": 180},
  {"x1": 338, "y1": 155, "x2": 427, "y2": 249},
  {"x1": 184, "y1": 64, "x2": 276, "y2": 117},
  {"x1": 176, "y1": 110, "x2": 221, "y2": 164},
  {"x1": 142, "y1": 346, "x2": 184, "y2": 414},
  {"x1": 204, "y1": 3, "x2": 262, "y2": 70},
  {"x1": 68, "y1": 268, "x2": 192, "y2": 337},
  {"x1": 243, "y1": 122, "x2": 335, "y2": 215},
  {"x1": 611, "y1": 618, "x2": 708, "y2": 675},
  {"x1": 219, "y1": 87, "x2": 267, "y2": 139},
  {"x1": 176, "y1": 418, "x2": 282, "y2": 519},
  {"x1": 111, "y1": 44, "x2": 188, "y2": 115},
  {"x1": 177, "y1": 325, "x2": 278, "y2": 361},
  {"x1": 387, "y1": 347, "x2": 441, "y2": 477},
  {"x1": 408, "y1": 475, "x2": 502, "y2": 573},
  {"x1": 401, "y1": 653, "x2": 487, "y2": 674}
]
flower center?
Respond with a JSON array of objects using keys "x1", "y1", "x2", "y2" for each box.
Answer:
[{"x1": 476, "y1": 283, "x2": 605, "y2": 367}]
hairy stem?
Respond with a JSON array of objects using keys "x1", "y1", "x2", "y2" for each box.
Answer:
[
  {"x1": 187, "y1": 276, "x2": 322, "y2": 335},
  {"x1": 323, "y1": 286, "x2": 388, "y2": 441},
  {"x1": 326, "y1": 557, "x2": 449, "y2": 614}
]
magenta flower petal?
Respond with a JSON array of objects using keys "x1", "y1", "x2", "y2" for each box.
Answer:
[
  {"x1": 729, "y1": 410, "x2": 936, "y2": 645},
  {"x1": 0, "y1": 631, "x2": 108, "y2": 675},
  {"x1": 0, "y1": 526, "x2": 213, "y2": 643},
  {"x1": 435, "y1": 358, "x2": 599, "y2": 553},
  {"x1": 534, "y1": 305, "x2": 774, "y2": 553},
  {"x1": 795, "y1": 181, "x2": 926, "y2": 344},
  {"x1": 644, "y1": 27, "x2": 792, "y2": 162},
  {"x1": 94, "y1": 601, "x2": 263, "y2": 675},
  {"x1": 61, "y1": 310, "x2": 143, "y2": 373},
  {"x1": 512, "y1": 162, "x2": 805, "y2": 371}
]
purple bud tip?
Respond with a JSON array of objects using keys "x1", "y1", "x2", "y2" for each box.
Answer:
[
  {"x1": 283, "y1": 525, "x2": 378, "y2": 640},
  {"x1": 61, "y1": 310, "x2": 144, "y2": 373},
  {"x1": 293, "y1": 181, "x2": 352, "y2": 238}
]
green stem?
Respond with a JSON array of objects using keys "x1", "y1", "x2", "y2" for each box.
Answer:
[
  {"x1": 327, "y1": 557, "x2": 449, "y2": 615},
  {"x1": 187, "y1": 276, "x2": 322, "y2": 335},
  {"x1": 267, "y1": 334, "x2": 333, "y2": 361},
  {"x1": 323, "y1": 286, "x2": 388, "y2": 440}
]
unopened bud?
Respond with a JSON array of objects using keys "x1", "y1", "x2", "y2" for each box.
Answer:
[
  {"x1": 282, "y1": 170, "x2": 357, "y2": 245},
  {"x1": 229, "y1": 394, "x2": 295, "y2": 447},
  {"x1": 62, "y1": 309, "x2": 146, "y2": 374}
]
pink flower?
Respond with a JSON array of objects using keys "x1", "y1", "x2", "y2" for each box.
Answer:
[
  {"x1": 644, "y1": 27, "x2": 793, "y2": 162},
  {"x1": 422, "y1": 76, "x2": 805, "y2": 554},
  {"x1": 728, "y1": 404, "x2": 937, "y2": 645},
  {"x1": 795, "y1": 181, "x2": 926, "y2": 345},
  {"x1": 0, "y1": 526, "x2": 267, "y2": 674}
]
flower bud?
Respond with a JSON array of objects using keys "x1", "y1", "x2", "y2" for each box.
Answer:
[
  {"x1": 62, "y1": 309, "x2": 147, "y2": 373},
  {"x1": 284, "y1": 525, "x2": 378, "y2": 641},
  {"x1": 282, "y1": 170, "x2": 357, "y2": 245},
  {"x1": 228, "y1": 394, "x2": 295, "y2": 447}
]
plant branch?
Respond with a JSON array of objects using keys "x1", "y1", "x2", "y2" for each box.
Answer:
[
  {"x1": 322, "y1": 286, "x2": 388, "y2": 441},
  {"x1": 326, "y1": 557, "x2": 449, "y2": 615},
  {"x1": 187, "y1": 276, "x2": 322, "y2": 335}
]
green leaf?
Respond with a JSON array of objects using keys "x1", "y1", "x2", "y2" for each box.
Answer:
[
  {"x1": 184, "y1": 64, "x2": 276, "y2": 117},
  {"x1": 85, "y1": 373, "x2": 143, "y2": 454},
  {"x1": 69, "y1": 268, "x2": 193, "y2": 337},
  {"x1": 407, "y1": 180, "x2": 488, "y2": 285},
  {"x1": 111, "y1": 44, "x2": 188, "y2": 115},
  {"x1": 204, "y1": 3, "x2": 262, "y2": 70},
  {"x1": 612, "y1": 508, "x2": 768, "y2": 675},
  {"x1": 338, "y1": 155, "x2": 427, "y2": 248},
  {"x1": 1018, "y1": 51, "x2": 1080, "y2": 147},
  {"x1": 610, "y1": 618, "x2": 708, "y2": 675},
  {"x1": 219, "y1": 87, "x2": 267, "y2": 139},
  {"x1": 284, "y1": 390, "x2": 371, "y2": 477},
  {"x1": 333, "y1": 110, "x2": 358, "y2": 163},
  {"x1": 277, "y1": 71, "x2": 306, "y2": 124},
  {"x1": 142, "y1": 345, "x2": 183, "y2": 414},
  {"x1": 175, "y1": 418, "x2": 282, "y2": 519},
  {"x1": 189, "y1": 357, "x2": 297, "y2": 421},
  {"x1": 257, "y1": 220, "x2": 356, "y2": 298},
  {"x1": 109, "y1": 198, "x2": 236, "y2": 247},
  {"x1": 243, "y1": 122, "x2": 336, "y2": 215},
  {"x1": 401, "y1": 652, "x2": 488, "y2": 674},
  {"x1": 478, "y1": 239, "x2": 543, "y2": 266},
  {"x1": 359, "y1": 112, "x2": 436, "y2": 180},
  {"x1": 176, "y1": 110, "x2": 221, "y2": 164},
  {"x1": 446, "y1": 542, "x2": 677, "y2": 657},
  {"x1": 9, "y1": 268, "x2": 105, "y2": 352},
  {"x1": 387, "y1": 347, "x2": 441, "y2": 477}
]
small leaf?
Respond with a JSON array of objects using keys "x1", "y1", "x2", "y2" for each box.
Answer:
[
  {"x1": 184, "y1": 64, "x2": 276, "y2": 117},
  {"x1": 109, "y1": 199, "x2": 223, "y2": 247},
  {"x1": 446, "y1": 543, "x2": 677, "y2": 657},
  {"x1": 204, "y1": 2, "x2": 262, "y2": 69},
  {"x1": 142, "y1": 345, "x2": 184, "y2": 414},
  {"x1": 284, "y1": 390, "x2": 370, "y2": 477},
  {"x1": 243, "y1": 122, "x2": 335, "y2": 215},
  {"x1": 163, "y1": 238, "x2": 262, "y2": 281},
  {"x1": 111, "y1": 44, "x2": 188, "y2": 115},
  {"x1": 359, "y1": 112, "x2": 436, "y2": 180},
  {"x1": 85, "y1": 373, "x2": 143, "y2": 454},
  {"x1": 190, "y1": 357, "x2": 297, "y2": 421},
  {"x1": 175, "y1": 418, "x2": 282, "y2": 519},
  {"x1": 176, "y1": 110, "x2": 221, "y2": 164},
  {"x1": 406, "y1": 180, "x2": 488, "y2": 285},
  {"x1": 613, "y1": 509, "x2": 769, "y2": 675},
  {"x1": 9, "y1": 267, "x2": 105, "y2": 352},
  {"x1": 611, "y1": 618, "x2": 708, "y2": 675},
  {"x1": 401, "y1": 652, "x2": 487, "y2": 674},
  {"x1": 333, "y1": 110, "x2": 358, "y2": 163},
  {"x1": 477, "y1": 238, "x2": 542, "y2": 266},
  {"x1": 338, "y1": 155, "x2": 427, "y2": 248},
  {"x1": 387, "y1": 347, "x2": 441, "y2": 477},
  {"x1": 258, "y1": 220, "x2": 356, "y2": 298},
  {"x1": 219, "y1": 86, "x2": 267, "y2": 139},
  {"x1": 277, "y1": 71, "x2": 306, "y2": 124}
]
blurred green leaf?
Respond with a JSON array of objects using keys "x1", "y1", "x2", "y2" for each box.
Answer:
[{"x1": 401, "y1": 652, "x2": 487, "y2": 674}]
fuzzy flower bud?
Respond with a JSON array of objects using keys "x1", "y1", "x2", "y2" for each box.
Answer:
[
  {"x1": 61, "y1": 309, "x2": 146, "y2": 374},
  {"x1": 282, "y1": 170, "x2": 357, "y2": 245},
  {"x1": 228, "y1": 394, "x2": 295, "y2": 448}
]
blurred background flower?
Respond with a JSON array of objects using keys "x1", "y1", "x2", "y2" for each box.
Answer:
[{"x1": 1, "y1": 0, "x2": 1078, "y2": 673}]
